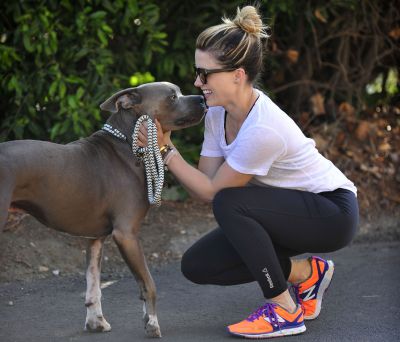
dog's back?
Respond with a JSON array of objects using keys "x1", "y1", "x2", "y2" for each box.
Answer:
[{"x1": 0, "y1": 136, "x2": 147, "y2": 237}]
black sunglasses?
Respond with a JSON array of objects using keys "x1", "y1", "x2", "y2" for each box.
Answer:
[{"x1": 194, "y1": 66, "x2": 237, "y2": 84}]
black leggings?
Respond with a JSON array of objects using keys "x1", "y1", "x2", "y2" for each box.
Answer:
[{"x1": 181, "y1": 187, "x2": 359, "y2": 298}]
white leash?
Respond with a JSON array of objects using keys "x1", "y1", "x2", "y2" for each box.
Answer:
[{"x1": 131, "y1": 115, "x2": 164, "y2": 207}]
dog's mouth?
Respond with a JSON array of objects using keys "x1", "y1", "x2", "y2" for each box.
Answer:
[
  {"x1": 201, "y1": 98, "x2": 208, "y2": 111},
  {"x1": 174, "y1": 115, "x2": 203, "y2": 127}
]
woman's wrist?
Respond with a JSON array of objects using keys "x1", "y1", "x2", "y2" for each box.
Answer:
[
  {"x1": 163, "y1": 148, "x2": 178, "y2": 166},
  {"x1": 159, "y1": 144, "x2": 174, "y2": 159},
  {"x1": 158, "y1": 138, "x2": 172, "y2": 149}
]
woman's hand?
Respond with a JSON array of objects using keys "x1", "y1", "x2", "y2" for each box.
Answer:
[{"x1": 137, "y1": 119, "x2": 172, "y2": 148}]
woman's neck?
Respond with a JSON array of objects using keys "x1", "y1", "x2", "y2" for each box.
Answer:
[
  {"x1": 223, "y1": 86, "x2": 259, "y2": 145},
  {"x1": 224, "y1": 86, "x2": 257, "y2": 123}
]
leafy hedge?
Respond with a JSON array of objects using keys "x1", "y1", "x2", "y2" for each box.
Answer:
[
  {"x1": 0, "y1": 0, "x2": 169, "y2": 142},
  {"x1": 1, "y1": 0, "x2": 398, "y2": 151}
]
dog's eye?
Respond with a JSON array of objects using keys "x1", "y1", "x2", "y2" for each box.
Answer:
[{"x1": 170, "y1": 94, "x2": 177, "y2": 101}]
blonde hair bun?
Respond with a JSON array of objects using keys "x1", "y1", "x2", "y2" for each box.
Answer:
[
  {"x1": 196, "y1": 5, "x2": 269, "y2": 83},
  {"x1": 223, "y1": 6, "x2": 269, "y2": 39}
]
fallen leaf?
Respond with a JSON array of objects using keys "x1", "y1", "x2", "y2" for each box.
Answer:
[
  {"x1": 384, "y1": 193, "x2": 400, "y2": 203},
  {"x1": 335, "y1": 131, "x2": 346, "y2": 147},
  {"x1": 314, "y1": 9, "x2": 327, "y2": 23},
  {"x1": 339, "y1": 102, "x2": 355, "y2": 118},
  {"x1": 389, "y1": 27, "x2": 400, "y2": 40},
  {"x1": 360, "y1": 164, "x2": 381, "y2": 178},
  {"x1": 309, "y1": 93, "x2": 325, "y2": 116},
  {"x1": 286, "y1": 49, "x2": 299, "y2": 64},
  {"x1": 378, "y1": 142, "x2": 391, "y2": 153},
  {"x1": 312, "y1": 134, "x2": 329, "y2": 151},
  {"x1": 355, "y1": 121, "x2": 370, "y2": 141},
  {"x1": 377, "y1": 118, "x2": 389, "y2": 128}
]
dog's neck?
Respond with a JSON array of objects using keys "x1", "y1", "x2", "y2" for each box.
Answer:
[{"x1": 105, "y1": 110, "x2": 143, "y2": 144}]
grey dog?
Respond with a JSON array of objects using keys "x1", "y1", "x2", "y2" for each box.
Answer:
[{"x1": 0, "y1": 82, "x2": 206, "y2": 337}]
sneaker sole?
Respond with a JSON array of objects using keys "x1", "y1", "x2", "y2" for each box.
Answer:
[
  {"x1": 304, "y1": 260, "x2": 334, "y2": 320},
  {"x1": 227, "y1": 325, "x2": 306, "y2": 339}
]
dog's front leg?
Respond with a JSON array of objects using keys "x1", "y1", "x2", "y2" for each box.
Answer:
[
  {"x1": 113, "y1": 229, "x2": 161, "y2": 338},
  {"x1": 84, "y1": 237, "x2": 111, "y2": 332}
]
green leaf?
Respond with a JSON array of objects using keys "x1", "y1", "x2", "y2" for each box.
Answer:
[
  {"x1": 74, "y1": 48, "x2": 90, "y2": 61},
  {"x1": 152, "y1": 32, "x2": 167, "y2": 39},
  {"x1": 67, "y1": 95, "x2": 78, "y2": 109},
  {"x1": 97, "y1": 29, "x2": 108, "y2": 47},
  {"x1": 101, "y1": 24, "x2": 113, "y2": 34},
  {"x1": 89, "y1": 11, "x2": 107, "y2": 20},
  {"x1": 49, "y1": 80, "x2": 58, "y2": 97},
  {"x1": 76, "y1": 87, "x2": 85, "y2": 99},
  {"x1": 59, "y1": 81, "x2": 67, "y2": 98},
  {"x1": 50, "y1": 122, "x2": 61, "y2": 140},
  {"x1": 23, "y1": 34, "x2": 34, "y2": 52},
  {"x1": 65, "y1": 75, "x2": 84, "y2": 84}
]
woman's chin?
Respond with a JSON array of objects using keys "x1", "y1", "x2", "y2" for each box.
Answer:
[{"x1": 205, "y1": 98, "x2": 218, "y2": 107}]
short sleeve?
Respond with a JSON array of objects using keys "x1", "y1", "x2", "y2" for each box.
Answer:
[
  {"x1": 200, "y1": 111, "x2": 224, "y2": 157},
  {"x1": 226, "y1": 126, "x2": 286, "y2": 175}
]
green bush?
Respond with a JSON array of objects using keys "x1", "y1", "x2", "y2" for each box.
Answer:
[
  {"x1": 0, "y1": 0, "x2": 168, "y2": 142},
  {"x1": 1, "y1": 0, "x2": 398, "y2": 151}
]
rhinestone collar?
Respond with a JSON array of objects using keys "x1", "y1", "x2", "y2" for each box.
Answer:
[{"x1": 102, "y1": 123, "x2": 127, "y2": 141}]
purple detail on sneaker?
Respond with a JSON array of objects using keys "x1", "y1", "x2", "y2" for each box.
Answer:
[
  {"x1": 246, "y1": 302, "x2": 304, "y2": 332},
  {"x1": 292, "y1": 285, "x2": 302, "y2": 309},
  {"x1": 247, "y1": 303, "x2": 278, "y2": 323},
  {"x1": 313, "y1": 256, "x2": 326, "y2": 278},
  {"x1": 291, "y1": 257, "x2": 334, "y2": 320}
]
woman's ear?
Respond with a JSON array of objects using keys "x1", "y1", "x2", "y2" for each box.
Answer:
[{"x1": 234, "y1": 68, "x2": 247, "y2": 83}]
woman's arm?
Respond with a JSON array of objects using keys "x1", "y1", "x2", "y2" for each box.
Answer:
[
  {"x1": 198, "y1": 156, "x2": 224, "y2": 178},
  {"x1": 138, "y1": 119, "x2": 252, "y2": 202},
  {"x1": 165, "y1": 150, "x2": 252, "y2": 202},
  {"x1": 178, "y1": 156, "x2": 223, "y2": 199}
]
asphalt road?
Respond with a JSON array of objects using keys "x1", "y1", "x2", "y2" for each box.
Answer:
[{"x1": 0, "y1": 241, "x2": 399, "y2": 342}]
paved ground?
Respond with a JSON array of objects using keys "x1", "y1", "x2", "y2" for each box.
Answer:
[{"x1": 0, "y1": 241, "x2": 399, "y2": 342}]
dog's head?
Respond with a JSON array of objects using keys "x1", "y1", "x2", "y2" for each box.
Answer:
[{"x1": 100, "y1": 82, "x2": 207, "y2": 131}]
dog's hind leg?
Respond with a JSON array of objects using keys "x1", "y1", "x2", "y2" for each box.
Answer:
[
  {"x1": 112, "y1": 228, "x2": 161, "y2": 338},
  {"x1": 84, "y1": 237, "x2": 111, "y2": 332},
  {"x1": 0, "y1": 169, "x2": 14, "y2": 231}
]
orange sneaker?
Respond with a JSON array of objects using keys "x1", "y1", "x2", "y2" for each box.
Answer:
[
  {"x1": 227, "y1": 302, "x2": 306, "y2": 339},
  {"x1": 292, "y1": 256, "x2": 334, "y2": 320}
]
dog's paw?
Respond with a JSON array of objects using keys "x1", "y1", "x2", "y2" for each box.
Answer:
[
  {"x1": 85, "y1": 315, "x2": 112, "y2": 333},
  {"x1": 143, "y1": 314, "x2": 161, "y2": 338}
]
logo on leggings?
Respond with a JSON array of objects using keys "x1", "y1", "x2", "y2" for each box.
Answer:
[{"x1": 262, "y1": 267, "x2": 274, "y2": 289}]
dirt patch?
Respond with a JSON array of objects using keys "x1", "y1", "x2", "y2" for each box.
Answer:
[
  {"x1": 1, "y1": 196, "x2": 399, "y2": 284},
  {"x1": 0, "y1": 200, "x2": 216, "y2": 283}
]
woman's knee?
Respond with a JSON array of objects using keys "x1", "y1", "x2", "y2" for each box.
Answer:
[
  {"x1": 335, "y1": 220, "x2": 359, "y2": 250},
  {"x1": 181, "y1": 248, "x2": 209, "y2": 284},
  {"x1": 212, "y1": 187, "x2": 241, "y2": 220}
]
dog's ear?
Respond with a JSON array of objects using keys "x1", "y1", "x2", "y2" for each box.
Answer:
[{"x1": 100, "y1": 88, "x2": 142, "y2": 113}]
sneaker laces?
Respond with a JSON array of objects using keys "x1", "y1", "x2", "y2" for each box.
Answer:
[{"x1": 246, "y1": 303, "x2": 281, "y2": 328}]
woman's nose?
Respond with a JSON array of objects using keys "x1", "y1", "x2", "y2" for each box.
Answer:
[{"x1": 194, "y1": 74, "x2": 203, "y2": 87}]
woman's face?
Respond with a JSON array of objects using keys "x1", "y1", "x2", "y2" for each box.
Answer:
[{"x1": 194, "y1": 49, "x2": 236, "y2": 107}]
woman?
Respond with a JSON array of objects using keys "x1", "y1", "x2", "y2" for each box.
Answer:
[{"x1": 140, "y1": 5, "x2": 358, "y2": 339}]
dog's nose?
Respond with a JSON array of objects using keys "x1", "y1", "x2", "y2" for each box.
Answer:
[{"x1": 198, "y1": 95, "x2": 207, "y2": 109}]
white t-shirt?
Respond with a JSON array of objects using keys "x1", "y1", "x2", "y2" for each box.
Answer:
[{"x1": 200, "y1": 89, "x2": 357, "y2": 195}]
